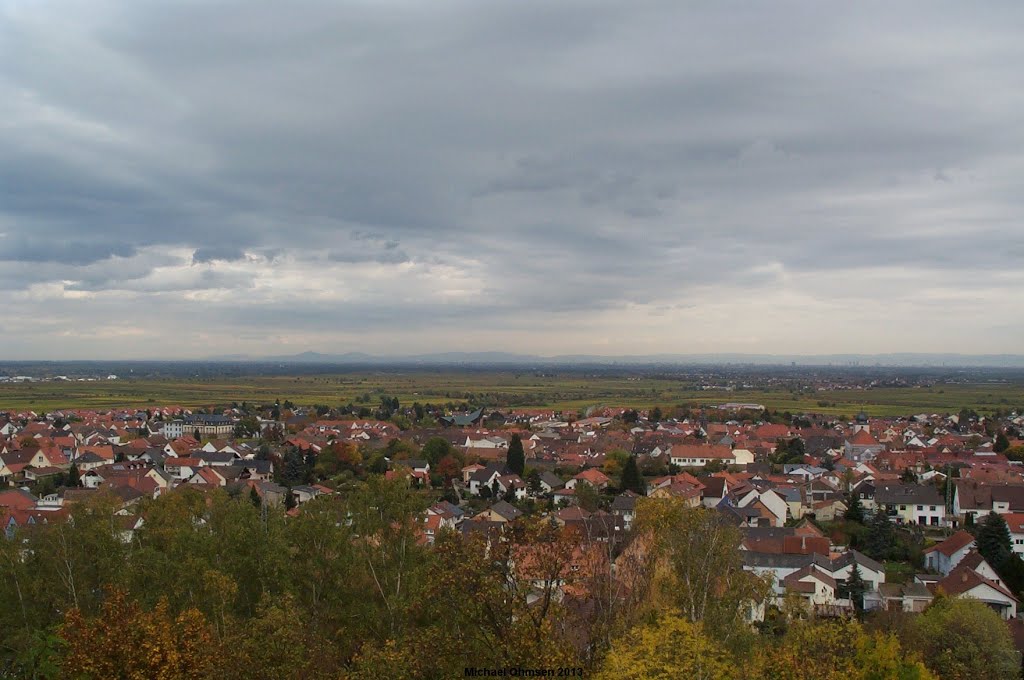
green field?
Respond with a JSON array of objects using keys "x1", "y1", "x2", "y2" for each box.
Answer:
[{"x1": 0, "y1": 372, "x2": 1021, "y2": 417}]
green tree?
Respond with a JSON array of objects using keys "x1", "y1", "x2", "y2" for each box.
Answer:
[
  {"x1": 845, "y1": 563, "x2": 866, "y2": 614},
  {"x1": 620, "y1": 455, "x2": 644, "y2": 495},
  {"x1": 994, "y1": 431, "x2": 1010, "y2": 453},
  {"x1": 976, "y1": 511, "x2": 1024, "y2": 596},
  {"x1": 1004, "y1": 445, "x2": 1024, "y2": 462},
  {"x1": 977, "y1": 511, "x2": 1013, "y2": 566},
  {"x1": 844, "y1": 492, "x2": 865, "y2": 524},
  {"x1": 910, "y1": 596, "x2": 1018, "y2": 679},
  {"x1": 421, "y1": 436, "x2": 456, "y2": 466},
  {"x1": 863, "y1": 509, "x2": 897, "y2": 561},
  {"x1": 66, "y1": 463, "x2": 80, "y2": 488},
  {"x1": 575, "y1": 482, "x2": 600, "y2": 512},
  {"x1": 506, "y1": 435, "x2": 525, "y2": 476},
  {"x1": 526, "y1": 469, "x2": 542, "y2": 496}
]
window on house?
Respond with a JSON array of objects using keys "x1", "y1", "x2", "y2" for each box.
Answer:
[{"x1": 917, "y1": 505, "x2": 923, "y2": 511}]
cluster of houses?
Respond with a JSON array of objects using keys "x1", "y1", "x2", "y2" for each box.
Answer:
[{"x1": 2, "y1": 404, "x2": 1024, "y2": 624}]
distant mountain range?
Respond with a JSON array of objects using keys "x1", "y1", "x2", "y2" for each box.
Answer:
[{"x1": 205, "y1": 350, "x2": 1024, "y2": 368}]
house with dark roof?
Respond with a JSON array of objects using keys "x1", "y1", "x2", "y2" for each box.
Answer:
[
  {"x1": 538, "y1": 471, "x2": 564, "y2": 494},
  {"x1": 467, "y1": 464, "x2": 505, "y2": 496},
  {"x1": 873, "y1": 483, "x2": 946, "y2": 526},
  {"x1": 474, "y1": 500, "x2": 522, "y2": 523},
  {"x1": 700, "y1": 476, "x2": 730, "y2": 509},
  {"x1": 953, "y1": 480, "x2": 1024, "y2": 524},
  {"x1": 830, "y1": 550, "x2": 886, "y2": 592},
  {"x1": 610, "y1": 492, "x2": 638, "y2": 529},
  {"x1": 439, "y1": 408, "x2": 485, "y2": 427},
  {"x1": 876, "y1": 582, "x2": 933, "y2": 613}
]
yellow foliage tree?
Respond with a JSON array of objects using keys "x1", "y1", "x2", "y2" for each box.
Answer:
[
  {"x1": 595, "y1": 610, "x2": 736, "y2": 680},
  {"x1": 755, "y1": 619, "x2": 934, "y2": 680},
  {"x1": 60, "y1": 589, "x2": 219, "y2": 679},
  {"x1": 632, "y1": 497, "x2": 772, "y2": 643}
]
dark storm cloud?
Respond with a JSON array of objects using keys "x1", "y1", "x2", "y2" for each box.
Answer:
[{"x1": 1, "y1": 0, "x2": 1022, "y2": 357}]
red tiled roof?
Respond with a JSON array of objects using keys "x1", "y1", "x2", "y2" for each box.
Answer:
[
  {"x1": 937, "y1": 564, "x2": 1019, "y2": 602},
  {"x1": 923, "y1": 530, "x2": 975, "y2": 557},
  {"x1": 850, "y1": 430, "x2": 880, "y2": 446}
]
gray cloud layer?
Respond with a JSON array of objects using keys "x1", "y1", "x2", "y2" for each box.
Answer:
[{"x1": 1, "y1": 1, "x2": 1022, "y2": 359}]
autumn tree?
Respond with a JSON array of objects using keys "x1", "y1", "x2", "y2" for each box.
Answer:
[
  {"x1": 595, "y1": 610, "x2": 736, "y2": 680},
  {"x1": 603, "y1": 449, "x2": 630, "y2": 478},
  {"x1": 755, "y1": 619, "x2": 933, "y2": 680},
  {"x1": 60, "y1": 589, "x2": 220, "y2": 679},
  {"x1": 633, "y1": 497, "x2": 772, "y2": 646},
  {"x1": 415, "y1": 519, "x2": 584, "y2": 674},
  {"x1": 345, "y1": 475, "x2": 431, "y2": 642},
  {"x1": 221, "y1": 594, "x2": 343, "y2": 679}
]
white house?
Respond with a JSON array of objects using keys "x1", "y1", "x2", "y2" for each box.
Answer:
[
  {"x1": 874, "y1": 483, "x2": 946, "y2": 526},
  {"x1": 782, "y1": 565, "x2": 838, "y2": 607},
  {"x1": 923, "y1": 531, "x2": 976, "y2": 575},
  {"x1": 937, "y1": 565, "x2": 1019, "y2": 620},
  {"x1": 735, "y1": 487, "x2": 789, "y2": 528},
  {"x1": 668, "y1": 444, "x2": 735, "y2": 468},
  {"x1": 163, "y1": 420, "x2": 185, "y2": 439},
  {"x1": 464, "y1": 436, "x2": 508, "y2": 450},
  {"x1": 830, "y1": 550, "x2": 886, "y2": 592},
  {"x1": 1005, "y1": 513, "x2": 1024, "y2": 556},
  {"x1": 466, "y1": 465, "x2": 504, "y2": 496}
]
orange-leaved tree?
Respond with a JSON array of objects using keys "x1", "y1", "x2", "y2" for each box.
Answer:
[{"x1": 60, "y1": 588, "x2": 220, "y2": 679}]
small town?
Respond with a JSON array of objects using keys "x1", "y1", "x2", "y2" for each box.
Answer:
[
  {"x1": 4, "y1": 0, "x2": 1023, "y2": 676},
  {"x1": 2, "y1": 391, "x2": 1023, "y2": 677}
]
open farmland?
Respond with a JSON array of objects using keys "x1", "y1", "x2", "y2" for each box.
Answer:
[{"x1": 0, "y1": 369, "x2": 1022, "y2": 416}]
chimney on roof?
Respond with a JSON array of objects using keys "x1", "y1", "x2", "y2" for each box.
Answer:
[{"x1": 962, "y1": 572, "x2": 968, "y2": 583}]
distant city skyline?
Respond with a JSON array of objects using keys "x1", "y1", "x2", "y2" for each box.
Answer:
[{"x1": 1, "y1": 1, "x2": 1023, "y2": 360}]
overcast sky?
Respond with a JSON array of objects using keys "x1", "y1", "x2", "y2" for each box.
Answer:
[{"x1": 1, "y1": 1, "x2": 1022, "y2": 360}]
